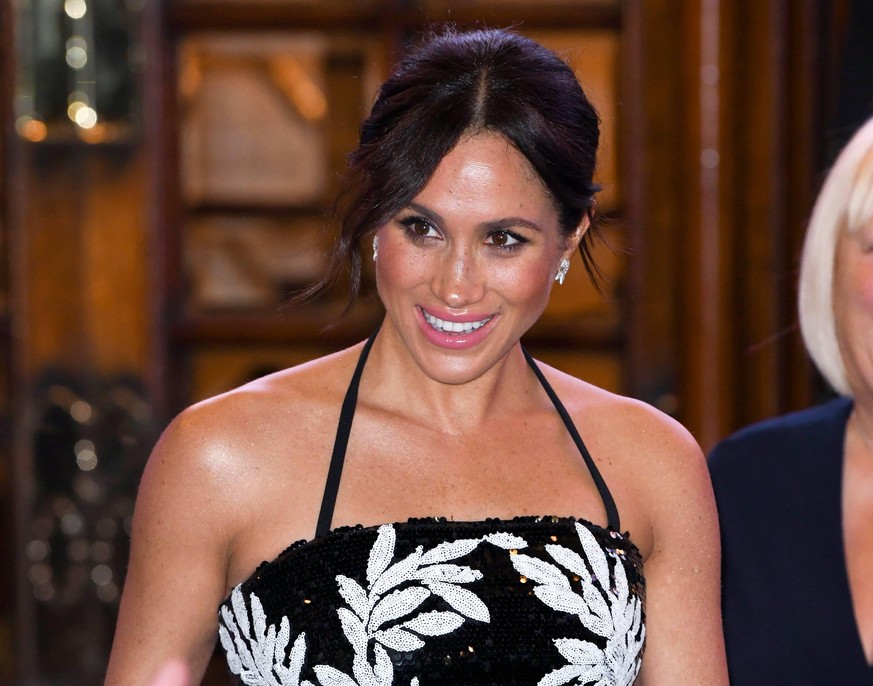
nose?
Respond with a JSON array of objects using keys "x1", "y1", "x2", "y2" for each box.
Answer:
[{"x1": 431, "y1": 246, "x2": 486, "y2": 309}]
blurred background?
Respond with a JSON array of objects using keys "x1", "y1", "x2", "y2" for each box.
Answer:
[{"x1": 0, "y1": 0, "x2": 871, "y2": 683}]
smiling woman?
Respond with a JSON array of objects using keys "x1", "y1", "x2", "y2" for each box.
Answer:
[{"x1": 105, "y1": 27, "x2": 727, "y2": 686}]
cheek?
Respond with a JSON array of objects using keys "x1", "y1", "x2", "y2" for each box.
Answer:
[
  {"x1": 490, "y1": 260, "x2": 554, "y2": 304},
  {"x1": 375, "y1": 244, "x2": 431, "y2": 292},
  {"x1": 857, "y1": 261, "x2": 873, "y2": 308}
]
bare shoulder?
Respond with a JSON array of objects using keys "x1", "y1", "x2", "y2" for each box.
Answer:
[
  {"x1": 533, "y1": 361, "x2": 702, "y2": 466},
  {"x1": 136, "y1": 342, "x2": 367, "y2": 551},
  {"x1": 154, "y1": 343, "x2": 364, "y2": 474},
  {"x1": 532, "y1": 362, "x2": 712, "y2": 559}
]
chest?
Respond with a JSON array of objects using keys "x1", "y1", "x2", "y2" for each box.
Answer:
[
  {"x1": 843, "y1": 450, "x2": 873, "y2": 664},
  {"x1": 220, "y1": 519, "x2": 646, "y2": 686}
]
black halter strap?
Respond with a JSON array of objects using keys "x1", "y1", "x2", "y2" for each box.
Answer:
[
  {"x1": 315, "y1": 332, "x2": 621, "y2": 537},
  {"x1": 314, "y1": 326, "x2": 380, "y2": 538},
  {"x1": 521, "y1": 346, "x2": 621, "y2": 532}
]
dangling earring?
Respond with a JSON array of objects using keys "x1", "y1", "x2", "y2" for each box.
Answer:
[
  {"x1": 555, "y1": 258, "x2": 570, "y2": 285},
  {"x1": 372, "y1": 234, "x2": 379, "y2": 262}
]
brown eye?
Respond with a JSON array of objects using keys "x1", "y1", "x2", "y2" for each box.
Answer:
[
  {"x1": 491, "y1": 231, "x2": 509, "y2": 246},
  {"x1": 412, "y1": 220, "x2": 431, "y2": 237}
]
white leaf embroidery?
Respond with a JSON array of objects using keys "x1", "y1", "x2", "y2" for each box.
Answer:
[
  {"x1": 313, "y1": 665, "x2": 359, "y2": 686},
  {"x1": 402, "y1": 610, "x2": 465, "y2": 636},
  {"x1": 424, "y1": 581, "x2": 490, "y2": 622},
  {"x1": 419, "y1": 538, "x2": 483, "y2": 564},
  {"x1": 513, "y1": 524, "x2": 645, "y2": 686},
  {"x1": 574, "y1": 523, "x2": 610, "y2": 586},
  {"x1": 374, "y1": 627, "x2": 426, "y2": 652},
  {"x1": 368, "y1": 587, "x2": 432, "y2": 632},
  {"x1": 337, "y1": 575, "x2": 370, "y2": 622},
  {"x1": 410, "y1": 564, "x2": 482, "y2": 584},
  {"x1": 512, "y1": 554, "x2": 571, "y2": 588},
  {"x1": 219, "y1": 587, "x2": 313, "y2": 686},
  {"x1": 369, "y1": 547, "x2": 423, "y2": 598},
  {"x1": 554, "y1": 638, "x2": 602, "y2": 666},
  {"x1": 373, "y1": 645, "x2": 394, "y2": 685},
  {"x1": 338, "y1": 608, "x2": 369, "y2": 656},
  {"x1": 352, "y1": 652, "x2": 377, "y2": 686},
  {"x1": 316, "y1": 524, "x2": 503, "y2": 685},
  {"x1": 484, "y1": 531, "x2": 528, "y2": 549},
  {"x1": 537, "y1": 664, "x2": 587, "y2": 686},
  {"x1": 544, "y1": 545, "x2": 591, "y2": 581},
  {"x1": 367, "y1": 525, "x2": 396, "y2": 586}
]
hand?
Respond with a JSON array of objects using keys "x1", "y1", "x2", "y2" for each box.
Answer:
[{"x1": 149, "y1": 659, "x2": 189, "y2": 686}]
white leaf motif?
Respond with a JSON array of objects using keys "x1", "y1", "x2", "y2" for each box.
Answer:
[
  {"x1": 511, "y1": 554, "x2": 571, "y2": 589},
  {"x1": 419, "y1": 538, "x2": 482, "y2": 564},
  {"x1": 338, "y1": 608, "x2": 368, "y2": 656},
  {"x1": 534, "y1": 586, "x2": 597, "y2": 618},
  {"x1": 367, "y1": 525, "x2": 397, "y2": 586},
  {"x1": 352, "y1": 651, "x2": 377, "y2": 686},
  {"x1": 370, "y1": 547, "x2": 423, "y2": 597},
  {"x1": 337, "y1": 575, "x2": 369, "y2": 621},
  {"x1": 545, "y1": 544, "x2": 591, "y2": 581},
  {"x1": 411, "y1": 564, "x2": 482, "y2": 584},
  {"x1": 373, "y1": 645, "x2": 393, "y2": 685},
  {"x1": 313, "y1": 665, "x2": 359, "y2": 686},
  {"x1": 484, "y1": 531, "x2": 528, "y2": 549},
  {"x1": 374, "y1": 626, "x2": 426, "y2": 652},
  {"x1": 288, "y1": 633, "x2": 308, "y2": 684},
  {"x1": 574, "y1": 522, "x2": 610, "y2": 587},
  {"x1": 537, "y1": 664, "x2": 587, "y2": 686},
  {"x1": 402, "y1": 610, "x2": 464, "y2": 636},
  {"x1": 425, "y1": 581, "x2": 490, "y2": 622},
  {"x1": 517, "y1": 523, "x2": 645, "y2": 686},
  {"x1": 220, "y1": 588, "x2": 312, "y2": 686},
  {"x1": 554, "y1": 638, "x2": 602, "y2": 666},
  {"x1": 368, "y1": 587, "x2": 431, "y2": 632}
]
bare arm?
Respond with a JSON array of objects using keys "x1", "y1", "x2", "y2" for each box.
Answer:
[
  {"x1": 635, "y1": 423, "x2": 728, "y2": 684},
  {"x1": 105, "y1": 407, "x2": 240, "y2": 685}
]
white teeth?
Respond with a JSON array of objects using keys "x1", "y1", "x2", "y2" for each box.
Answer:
[{"x1": 422, "y1": 310, "x2": 491, "y2": 334}]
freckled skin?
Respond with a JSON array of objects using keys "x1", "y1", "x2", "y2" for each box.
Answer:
[
  {"x1": 106, "y1": 136, "x2": 727, "y2": 686},
  {"x1": 374, "y1": 132, "x2": 573, "y2": 386}
]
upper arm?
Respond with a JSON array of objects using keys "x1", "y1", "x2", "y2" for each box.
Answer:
[
  {"x1": 105, "y1": 408, "x2": 241, "y2": 686},
  {"x1": 634, "y1": 419, "x2": 728, "y2": 685}
]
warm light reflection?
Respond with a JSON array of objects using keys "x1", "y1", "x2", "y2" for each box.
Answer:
[
  {"x1": 78, "y1": 121, "x2": 111, "y2": 143},
  {"x1": 66, "y1": 36, "x2": 88, "y2": 69},
  {"x1": 70, "y1": 399, "x2": 92, "y2": 422},
  {"x1": 76, "y1": 448, "x2": 97, "y2": 471},
  {"x1": 268, "y1": 55, "x2": 327, "y2": 122},
  {"x1": 74, "y1": 105, "x2": 98, "y2": 129},
  {"x1": 179, "y1": 49, "x2": 203, "y2": 100},
  {"x1": 64, "y1": 0, "x2": 87, "y2": 19},
  {"x1": 15, "y1": 116, "x2": 48, "y2": 142}
]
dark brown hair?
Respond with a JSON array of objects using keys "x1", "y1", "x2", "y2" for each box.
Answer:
[{"x1": 306, "y1": 26, "x2": 601, "y2": 305}]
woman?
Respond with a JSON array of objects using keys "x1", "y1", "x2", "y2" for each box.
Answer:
[
  {"x1": 708, "y1": 116, "x2": 873, "y2": 683},
  {"x1": 106, "y1": 28, "x2": 726, "y2": 685}
]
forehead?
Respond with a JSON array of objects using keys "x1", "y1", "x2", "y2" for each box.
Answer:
[{"x1": 416, "y1": 132, "x2": 555, "y2": 215}]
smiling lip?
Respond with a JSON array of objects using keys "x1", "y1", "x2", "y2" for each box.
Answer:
[{"x1": 417, "y1": 307, "x2": 495, "y2": 349}]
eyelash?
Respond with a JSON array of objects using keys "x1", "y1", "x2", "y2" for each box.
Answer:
[{"x1": 396, "y1": 215, "x2": 530, "y2": 253}]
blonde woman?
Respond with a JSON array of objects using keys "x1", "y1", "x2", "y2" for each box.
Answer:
[{"x1": 709, "y1": 116, "x2": 873, "y2": 683}]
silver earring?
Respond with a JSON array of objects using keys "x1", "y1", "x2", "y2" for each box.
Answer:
[
  {"x1": 372, "y1": 235, "x2": 379, "y2": 262},
  {"x1": 555, "y1": 258, "x2": 570, "y2": 285}
]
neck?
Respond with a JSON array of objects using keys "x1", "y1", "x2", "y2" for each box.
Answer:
[
  {"x1": 850, "y1": 407, "x2": 873, "y2": 453},
  {"x1": 363, "y1": 325, "x2": 538, "y2": 432}
]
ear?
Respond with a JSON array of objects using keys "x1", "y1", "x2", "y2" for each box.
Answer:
[{"x1": 562, "y1": 216, "x2": 590, "y2": 260}]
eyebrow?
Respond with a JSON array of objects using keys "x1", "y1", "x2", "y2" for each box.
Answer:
[{"x1": 406, "y1": 202, "x2": 544, "y2": 233}]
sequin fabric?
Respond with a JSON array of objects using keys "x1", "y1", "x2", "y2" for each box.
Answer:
[{"x1": 218, "y1": 516, "x2": 645, "y2": 686}]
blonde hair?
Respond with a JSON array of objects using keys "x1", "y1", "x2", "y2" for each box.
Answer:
[{"x1": 798, "y1": 116, "x2": 873, "y2": 396}]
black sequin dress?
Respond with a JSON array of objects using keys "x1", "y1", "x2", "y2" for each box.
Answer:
[{"x1": 218, "y1": 333, "x2": 646, "y2": 686}]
